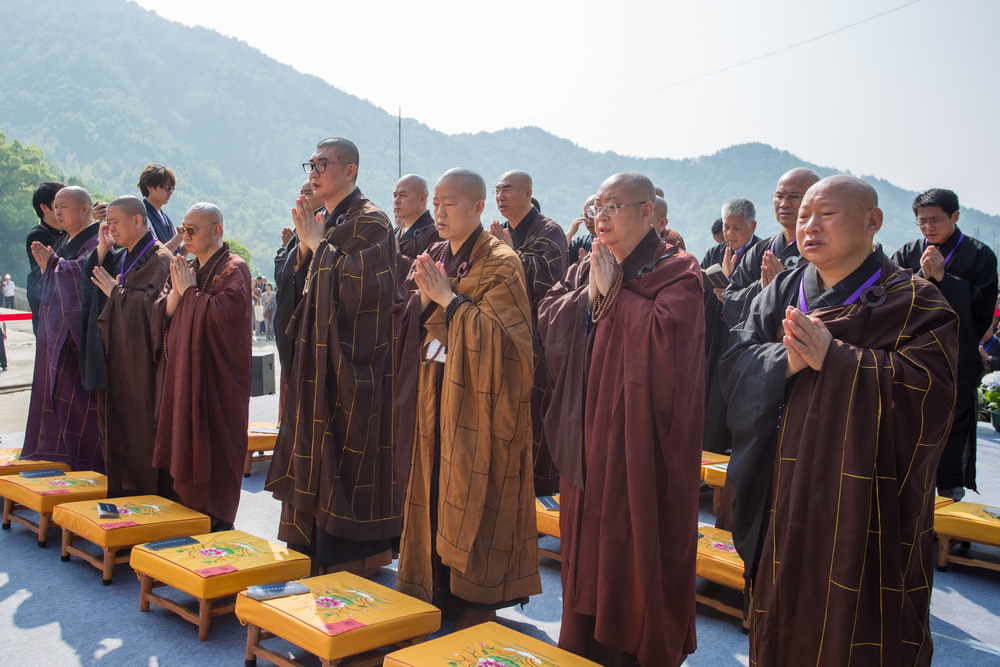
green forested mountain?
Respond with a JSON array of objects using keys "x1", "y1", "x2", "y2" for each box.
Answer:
[{"x1": 1, "y1": 0, "x2": 997, "y2": 286}]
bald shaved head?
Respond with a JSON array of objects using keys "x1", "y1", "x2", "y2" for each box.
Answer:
[
  {"x1": 439, "y1": 168, "x2": 487, "y2": 201},
  {"x1": 396, "y1": 174, "x2": 428, "y2": 196},
  {"x1": 106, "y1": 195, "x2": 148, "y2": 250},
  {"x1": 774, "y1": 167, "x2": 822, "y2": 230},
  {"x1": 797, "y1": 175, "x2": 883, "y2": 285},
  {"x1": 653, "y1": 196, "x2": 669, "y2": 235},
  {"x1": 59, "y1": 185, "x2": 92, "y2": 208},
  {"x1": 315, "y1": 137, "x2": 359, "y2": 166},
  {"x1": 53, "y1": 186, "x2": 93, "y2": 235},
  {"x1": 495, "y1": 170, "x2": 534, "y2": 224},
  {"x1": 499, "y1": 170, "x2": 532, "y2": 190},
  {"x1": 600, "y1": 172, "x2": 656, "y2": 205},
  {"x1": 108, "y1": 195, "x2": 146, "y2": 222}
]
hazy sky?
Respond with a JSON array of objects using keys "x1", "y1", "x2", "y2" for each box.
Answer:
[{"x1": 134, "y1": 0, "x2": 1000, "y2": 215}]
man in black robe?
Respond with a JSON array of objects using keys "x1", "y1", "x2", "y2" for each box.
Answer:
[
  {"x1": 701, "y1": 199, "x2": 760, "y2": 454},
  {"x1": 566, "y1": 195, "x2": 597, "y2": 265},
  {"x1": 393, "y1": 174, "x2": 439, "y2": 272},
  {"x1": 892, "y1": 188, "x2": 997, "y2": 499},
  {"x1": 723, "y1": 168, "x2": 820, "y2": 326},
  {"x1": 26, "y1": 182, "x2": 66, "y2": 333},
  {"x1": 721, "y1": 176, "x2": 958, "y2": 665},
  {"x1": 490, "y1": 170, "x2": 568, "y2": 495}
]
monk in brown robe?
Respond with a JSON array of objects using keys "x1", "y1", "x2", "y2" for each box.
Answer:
[
  {"x1": 266, "y1": 138, "x2": 400, "y2": 574},
  {"x1": 153, "y1": 203, "x2": 252, "y2": 530},
  {"x1": 720, "y1": 176, "x2": 959, "y2": 665},
  {"x1": 397, "y1": 168, "x2": 541, "y2": 629},
  {"x1": 538, "y1": 172, "x2": 703, "y2": 666},
  {"x1": 22, "y1": 186, "x2": 103, "y2": 472},
  {"x1": 490, "y1": 170, "x2": 568, "y2": 496},
  {"x1": 393, "y1": 174, "x2": 440, "y2": 272},
  {"x1": 84, "y1": 196, "x2": 173, "y2": 496}
]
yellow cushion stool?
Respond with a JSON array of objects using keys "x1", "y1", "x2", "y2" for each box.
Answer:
[
  {"x1": 699, "y1": 451, "x2": 729, "y2": 482},
  {"x1": 695, "y1": 526, "x2": 748, "y2": 630},
  {"x1": 52, "y1": 495, "x2": 210, "y2": 585},
  {"x1": 934, "y1": 501, "x2": 1000, "y2": 574},
  {"x1": 0, "y1": 448, "x2": 71, "y2": 477},
  {"x1": 535, "y1": 496, "x2": 561, "y2": 562},
  {"x1": 383, "y1": 621, "x2": 601, "y2": 666},
  {"x1": 0, "y1": 471, "x2": 107, "y2": 547},
  {"x1": 702, "y1": 460, "x2": 729, "y2": 515},
  {"x1": 130, "y1": 530, "x2": 310, "y2": 640},
  {"x1": 235, "y1": 570, "x2": 441, "y2": 667},
  {"x1": 246, "y1": 422, "x2": 279, "y2": 477}
]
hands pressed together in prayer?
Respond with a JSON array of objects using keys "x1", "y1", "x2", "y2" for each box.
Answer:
[
  {"x1": 164, "y1": 255, "x2": 196, "y2": 319},
  {"x1": 91, "y1": 266, "x2": 119, "y2": 298},
  {"x1": 782, "y1": 306, "x2": 833, "y2": 378},
  {"x1": 281, "y1": 227, "x2": 294, "y2": 247},
  {"x1": 760, "y1": 250, "x2": 784, "y2": 288},
  {"x1": 588, "y1": 238, "x2": 616, "y2": 306},
  {"x1": 412, "y1": 253, "x2": 457, "y2": 311},
  {"x1": 920, "y1": 245, "x2": 946, "y2": 282},
  {"x1": 489, "y1": 220, "x2": 513, "y2": 248},
  {"x1": 31, "y1": 241, "x2": 55, "y2": 275},
  {"x1": 292, "y1": 195, "x2": 326, "y2": 253}
]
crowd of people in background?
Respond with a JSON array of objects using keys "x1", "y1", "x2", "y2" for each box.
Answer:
[{"x1": 14, "y1": 136, "x2": 998, "y2": 666}]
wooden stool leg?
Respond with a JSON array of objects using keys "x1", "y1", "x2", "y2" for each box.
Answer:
[
  {"x1": 245, "y1": 623, "x2": 261, "y2": 667},
  {"x1": 61, "y1": 528, "x2": 72, "y2": 561},
  {"x1": 937, "y1": 535, "x2": 952, "y2": 572},
  {"x1": 102, "y1": 547, "x2": 116, "y2": 585},
  {"x1": 198, "y1": 598, "x2": 213, "y2": 641},
  {"x1": 37, "y1": 512, "x2": 51, "y2": 547},
  {"x1": 2, "y1": 497, "x2": 12, "y2": 529},
  {"x1": 139, "y1": 574, "x2": 153, "y2": 611},
  {"x1": 713, "y1": 486, "x2": 723, "y2": 515},
  {"x1": 244, "y1": 451, "x2": 253, "y2": 477}
]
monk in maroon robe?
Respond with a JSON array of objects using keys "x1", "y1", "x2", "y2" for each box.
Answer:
[
  {"x1": 84, "y1": 196, "x2": 173, "y2": 497},
  {"x1": 22, "y1": 186, "x2": 103, "y2": 472},
  {"x1": 490, "y1": 170, "x2": 568, "y2": 496},
  {"x1": 539, "y1": 172, "x2": 703, "y2": 666},
  {"x1": 153, "y1": 203, "x2": 252, "y2": 529},
  {"x1": 721, "y1": 176, "x2": 958, "y2": 665}
]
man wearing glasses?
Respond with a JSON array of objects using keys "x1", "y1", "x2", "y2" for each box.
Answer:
[
  {"x1": 722, "y1": 167, "x2": 820, "y2": 326},
  {"x1": 266, "y1": 138, "x2": 401, "y2": 576},
  {"x1": 137, "y1": 164, "x2": 181, "y2": 247},
  {"x1": 893, "y1": 188, "x2": 998, "y2": 500},
  {"x1": 153, "y1": 202, "x2": 252, "y2": 531},
  {"x1": 539, "y1": 172, "x2": 703, "y2": 666}
]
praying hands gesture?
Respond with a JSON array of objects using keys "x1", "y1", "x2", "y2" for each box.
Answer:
[
  {"x1": 920, "y1": 245, "x2": 945, "y2": 282},
  {"x1": 412, "y1": 253, "x2": 456, "y2": 310},
  {"x1": 489, "y1": 220, "x2": 513, "y2": 248},
  {"x1": 588, "y1": 238, "x2": 616, "y2": 306},
  {"x1": 760, "y1": 250, "x2": 784, "y2": 288},
  {"x1": 292, "y1": 195, "x2": 326, "y2": 253},
  {"x1": 165, "y1": 255, "x2": 195, "y2": 319},
  {"x1": 91, "y1": 266, "x2": 119, "y2": 298},
  {"x1": 31, "y1": 241, "x2": 55, "y2": 275},
  {"x1": 721, "y1": 246, "x2": 737, "y2": 278},
  {"x1": 782, "y1": 306, "x2": 832, "y2": 378}
]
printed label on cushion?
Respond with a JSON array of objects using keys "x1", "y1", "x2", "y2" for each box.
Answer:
[{"x1": 90, "y1": 501, "x2": 173, "y2": 522}]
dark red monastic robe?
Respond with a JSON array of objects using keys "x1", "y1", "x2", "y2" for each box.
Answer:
[
  {"x1": 538, "y1": 229, "x2": 703, "y2": 666},
  {"x1": 152, "y1": 244, "x2": 252, "y2": 524}
]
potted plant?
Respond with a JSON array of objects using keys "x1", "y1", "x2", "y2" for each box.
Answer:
[{"x1": 980, "y1": 371, "x2": 1000, "y2": 431}]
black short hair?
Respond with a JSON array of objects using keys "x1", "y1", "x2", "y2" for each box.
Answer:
[
  {"x1": 912, "y1": 188, "x2": 959, "y2": 217},
  {"x1": 711, "y1": 218, "x2": 723, "y2": 235},
  {"x1": 137, "y1": 164, "x2": 177, "y2": 197},
  {"x1": 32, "y1": 181, "x2": 65, "y2": 221}
]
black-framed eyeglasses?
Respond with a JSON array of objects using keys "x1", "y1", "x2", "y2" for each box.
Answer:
[
  {"x1": 586, "y1": 201, "x2": 647, "y2": 218},
  {"x1": 302, "y1": 160, "x2": 353, "y2": 174}
]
